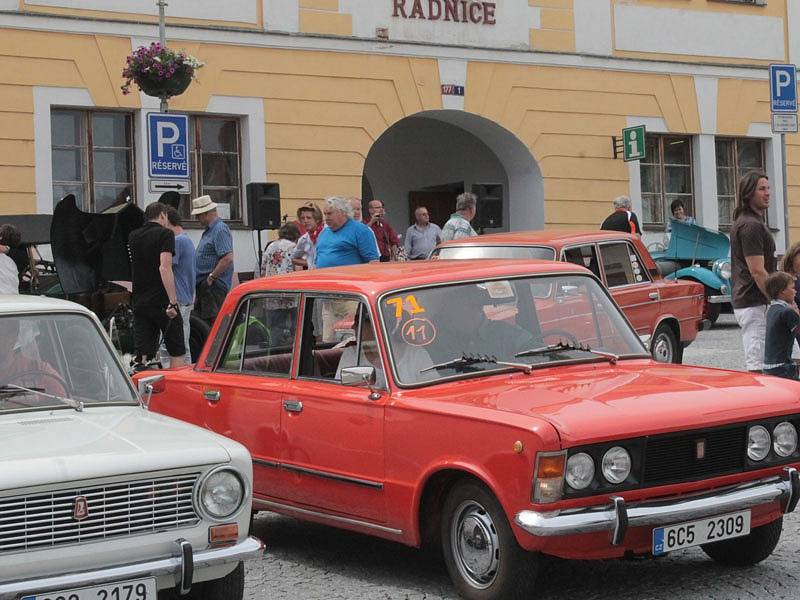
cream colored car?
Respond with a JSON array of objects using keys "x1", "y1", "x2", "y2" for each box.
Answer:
[{"x1": 0, "y1": 296, "x2": 262, "y2": 600}]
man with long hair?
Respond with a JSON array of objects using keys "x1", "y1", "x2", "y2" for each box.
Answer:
[{"x1": 730, "y1": 170, "x2": 775, "y2": 372}]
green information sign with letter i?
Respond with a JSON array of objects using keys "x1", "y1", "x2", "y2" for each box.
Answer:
[{"x1": 622, "y1": 125, "x2": 646, "y2": 162}]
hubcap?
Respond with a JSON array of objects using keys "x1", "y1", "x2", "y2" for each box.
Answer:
[
  {"x1": 652, "y1": 334, "x2": 673, "y2": 362},
  {"x1": 451, "y1": 500, "x2": 500, "y2": 589}
]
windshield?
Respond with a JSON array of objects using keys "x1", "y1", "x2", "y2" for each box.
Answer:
[
  {"x1": 379, "y1": 274, "x2": 647, "y2": 385},
  {"x1": 0, "y1": 313, "x2": 138, "y2": 411},
  {"x1": 433, "y1": 245, "x2": 556, "y2": 261}
]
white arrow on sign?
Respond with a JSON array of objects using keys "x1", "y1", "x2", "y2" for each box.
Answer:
[{"x1": 148, "y1": 179, "x2": 190, "y2": 193}]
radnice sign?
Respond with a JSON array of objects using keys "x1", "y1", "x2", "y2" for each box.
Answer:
[{"x1": 392, "y1": 0, "x2": 497, "y2": 25}]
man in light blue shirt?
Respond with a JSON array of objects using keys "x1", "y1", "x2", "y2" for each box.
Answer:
[
  {"x1": 166, "y1": 208, "x2": 196, "y2": 361},
  {"x1": 315, "y1": 196, "x2": 380, "y2": 268},
  {"x1": 191, "y1": 195, "x2": 234, "y2": 325},
  {"x1": 404, "y1": 206, "x2": 442, "y2": 259}
]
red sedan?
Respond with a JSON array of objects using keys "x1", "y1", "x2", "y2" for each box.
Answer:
[
  {"x1": 433, "y1": 230, "x2": 705, "y2": 363},
  {"x1": 139, "y1": 260, "x2": 800, "y2": 600}
]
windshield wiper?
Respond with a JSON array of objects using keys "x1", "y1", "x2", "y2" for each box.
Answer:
[
  {"x1": 421, "y1": 353, "x2": 532, "y2": 374},
  {"x1": 0, "y1": 384, "x2": 84, "y2": 412},
  {"x1": 515, "y1": 341, "x2": 619, "y2": 364}
]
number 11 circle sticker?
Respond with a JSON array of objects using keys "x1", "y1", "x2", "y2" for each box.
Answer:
[{"x1": 401, "y1": 317, "x2": 437, "y2": 347}]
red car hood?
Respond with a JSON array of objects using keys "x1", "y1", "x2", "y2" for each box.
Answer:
[{"x1": 418, "y1": 360, "x2": 800, "y2": 446}]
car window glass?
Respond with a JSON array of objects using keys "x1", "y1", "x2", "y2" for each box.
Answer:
[
  {"x1": 218, "y1": 301, "x2": 250, "y2": 371},
  {"x1": 562, "y1": 245, "x2": 601, "y2": 279},
  {"x1": 600, "y1": 243, "x2": 645, "y2": 287},
  {"x1": 434, "y1": 246, "x2": 556, "y2": 261},
  {"x1": 203, "y1": 313, "x2": 231, "y2": 369},
  {"x1": 298, "y1": 296, "x2": 362, "y2": 381},
  {"x1": 238, "y1": 295, "x2": 299, "y2": 376}
]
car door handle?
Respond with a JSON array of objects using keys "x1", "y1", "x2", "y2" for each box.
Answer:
[
  {"x1": 204, "y1": 390, "x2": 221, "y2": 403},
  {"x1": 648, "y1": 292, "x2": 659, "y2": 300},
  {"x1": 283, "y1": 399, "x2": 303, "y2": 413}
]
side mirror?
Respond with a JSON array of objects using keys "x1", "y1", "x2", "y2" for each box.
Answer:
[
  {"x1": 137, "y1": 374, "x2": 165, "y2": 409},
  {"x1": 340, "y1": 366, "x2": 376, "y2": 387}
]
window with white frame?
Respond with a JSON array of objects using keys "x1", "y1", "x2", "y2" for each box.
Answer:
[
  {"x1": 51, "y1": 110, "x2": 135, "y2": 213},
  {"x1": 640, "y1": 135, "x2": 694, "y2": 228},
  {"x1": 184, "y1": 116, "x2": 243, "y2": 222},
  {"x1": 715, "y1": 138, "x2": 765, "y2": 227}
]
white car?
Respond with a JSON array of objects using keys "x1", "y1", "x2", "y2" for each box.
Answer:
[{"x1": 0, "y1": 296, "x2": 263, "y2": 600}]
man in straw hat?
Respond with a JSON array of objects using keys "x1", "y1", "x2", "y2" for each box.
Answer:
[{"x1": 191, "y1": 195, "x2": 234, "y2": 325}]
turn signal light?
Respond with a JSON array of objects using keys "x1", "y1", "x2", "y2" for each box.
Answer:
[
  {"x1": 533, "y1": 451, "x2": 566, "y2": 504},
  {"x1": 209, "y1": 523, "x2": 239, "y2": 546}
]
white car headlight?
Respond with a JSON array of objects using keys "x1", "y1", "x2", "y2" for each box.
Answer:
[
  {"x1": 601, "y1": 446, "x2": 631, "y2": 484},
  {"x1": 747, "y1": 425, "x2": 771, "y2": 461},
  {"x1": 565, "y1": 452, "x2": 595, "y2": 490},
  {"x1": 773, "y1": 422, "x2": 798, "y2": 457},
  {"x1": 198, "y1": 468, "x2": 245, "y2": 520},
  {"x1": 718, "y1": 260, "x2": 731, "y2": 281}
]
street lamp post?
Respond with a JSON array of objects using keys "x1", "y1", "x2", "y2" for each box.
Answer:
[{"x1": 157, "y1": 0, "x2": 168, "y2": 113}]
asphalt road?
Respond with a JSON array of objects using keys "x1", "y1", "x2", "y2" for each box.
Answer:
[{"x1": 244, "y1": 314, "x2": 800, "y2": 599}]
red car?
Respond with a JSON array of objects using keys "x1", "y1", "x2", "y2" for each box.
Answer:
[
  {"x1": 433, "y1": 230, "x2": 705, "y2": 363},
  {"x1": 140, "y1": 260, "x2": 800, "y2": 600}
]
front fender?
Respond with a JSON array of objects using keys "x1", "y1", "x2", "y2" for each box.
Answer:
[{"x1": 667, "y1": 265, "x2": 724, "y2": 291}]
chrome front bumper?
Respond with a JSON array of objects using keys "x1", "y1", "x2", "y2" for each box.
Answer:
[
  {"x1": 515, "y1": 468, "x2": 800, "y2": 546},
  {"x1": 707, "y1": 294, "x2": 731, "y2": 304},
  {"x1": 0, "y1": 536, "x2": 264, "y2": 599}
]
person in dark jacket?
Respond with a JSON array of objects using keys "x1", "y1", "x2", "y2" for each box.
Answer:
[{"x1": 601, "y1": 195, "x2": 641, "y2": 236}]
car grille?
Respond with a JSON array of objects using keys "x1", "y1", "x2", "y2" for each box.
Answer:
[
  {"x1": 643, "y1": 426, "x2": 747, "y2": 486},
  {"x1": 0, "y1": 473, "x2": 200, "y2": 553}
]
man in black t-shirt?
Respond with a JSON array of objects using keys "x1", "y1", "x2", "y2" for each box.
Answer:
[
  {"x1": 128, "y1": 202, "x2": 185, "y2": 367},
  {"x1": 600, "y1": 196, "x2": 641, "y2": 236}
]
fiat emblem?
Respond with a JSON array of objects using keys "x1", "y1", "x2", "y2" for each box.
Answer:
[
  {"x1": 73, "y1": 496, "x2": 89, "y2": 521},
  {"x1": 695, "y1": 439, "x2": 706, "y2": 461}
]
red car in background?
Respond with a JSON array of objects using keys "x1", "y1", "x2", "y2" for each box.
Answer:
[
  {"x1": 138, "y1": 260, "x2": 800, "y2": 600},
  {"x1": 433, "y1": 230, "x2": 705, "y2": 363}
]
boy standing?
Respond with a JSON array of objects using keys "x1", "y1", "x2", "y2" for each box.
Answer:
[{"x1": 763, "y1": 271, "x2": 800, "y2": 380}]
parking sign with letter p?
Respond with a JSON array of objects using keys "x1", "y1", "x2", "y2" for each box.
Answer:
[
  {"x1": 769, "y1": 64, "x2": 797, "y2": 113},
  {"x1": 148, "y1": 113, "x2": 190, "y2": 179}
]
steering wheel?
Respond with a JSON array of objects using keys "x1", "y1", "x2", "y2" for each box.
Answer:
[
  {"x1": 539, "y1": 329, "x2": 579, "y2": 346},
  {"x1": 0, "y1": 369, "x2": 69, "y2": 394}
]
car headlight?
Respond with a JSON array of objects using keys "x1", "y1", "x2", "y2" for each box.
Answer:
[
  {"x1": 601, "y1": 446, "x2": 631, "y2": 484},
  {"x1": 773, "y1": 422, "x2": 798, "y2": 457},
  {"x1": 565, "y1": 452, "x2": 595, "y2": 490},
  {"x1": 747, "y1": 425, "x2": 771, "y2": 461},
  {"x1": 197, "y1": 468, "x2": 245, "y2": 520},
  {"x1": 714, "y1": 259, "x2": 732, "y2": 281}
]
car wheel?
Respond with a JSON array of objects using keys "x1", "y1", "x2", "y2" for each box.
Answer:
[
  {"x1": 705, "y1": 301, "x2": 721, "y2": 326},
  {"x1": 441, "y1": 481, "x2": 539, "y2": 600},
  {"x1": 159, "y1": 562, "x2": 244, "y2": 600},
  {"x1": 651, "y1": 324, "x2": 681, "y2": 364},
  {"x1": 701, "y1": 518, "x2": 782, "y2": 566}
]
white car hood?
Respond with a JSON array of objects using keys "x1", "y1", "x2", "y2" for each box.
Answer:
[{"x1": 0, "y1": 406, "x2": 232, "y2": 491}]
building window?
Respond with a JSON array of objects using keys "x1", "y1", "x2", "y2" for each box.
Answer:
[
  {"x1": 185, "y1": 116, "x2": 242, "y2": 222},
  {"x1": 715, "y1": 138, "x2": 765, "y2": 227},
  {"x1": 51, "y1": 110, "x2": 135, "y2": 213},
  {"x1": 640, "y1": 135, "x2": 694, "y2": 229}
]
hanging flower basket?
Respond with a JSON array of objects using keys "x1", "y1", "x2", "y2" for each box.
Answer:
[{"x1": 121, "y1": 43, "x2": 204, "y2": 98}]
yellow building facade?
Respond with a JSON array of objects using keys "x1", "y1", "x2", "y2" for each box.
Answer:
[{"x1": 0, "y1": 0, "x2": 798, "y2": 268}]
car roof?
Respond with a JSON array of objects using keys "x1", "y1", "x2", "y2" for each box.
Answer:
[
  {"x1": 0, "y1": 294, "x2": 94, "y2": 315},
  {"x1": 232, "y1": 259, "x2": 591, "y2": 299},
  {"x1": 437, "y1": 230, "x2": 638, "y2": 248}
]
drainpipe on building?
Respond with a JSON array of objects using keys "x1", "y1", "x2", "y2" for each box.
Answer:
[{"x1": 158, "y1": 0, "x2": 168, "y2": 113}]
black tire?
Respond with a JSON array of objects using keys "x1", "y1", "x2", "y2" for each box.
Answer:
[
  {"x1": 706, "y1": 302, "x2": 721, "y2": 326},
  {"x1": 159, "y1": 562, "x2": 244, "y2": 600},
  {"x1": 189, "y1": 314, "x2": 211, "y2": 363},
  {"x1": 701, "y1": 517, "x2": 782, "y2": 567},
  {"x1": 441, "y1": 481, "x2": 539, "y2": 600},
  {"x1": 651, "y1": 323, "x2": 681, "y2": 364}
]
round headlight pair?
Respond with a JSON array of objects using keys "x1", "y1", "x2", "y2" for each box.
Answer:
[
  {"x1": 565, "y1": 447, "x2": 631, "y2": 489},
  {"x1": 197, "y1": 468, "x2": 246, "y2": 520},
  {"x1": 748, "y1": 423, "x2": 798, "y2": 461}
]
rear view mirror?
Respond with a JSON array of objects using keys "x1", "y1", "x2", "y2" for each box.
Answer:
[
  {"x1": 137, "y1": 374, "x2": 165, "y2": 409},
  {"x1": 340, "y1": 366, "x2": 376, "y2": 387}
]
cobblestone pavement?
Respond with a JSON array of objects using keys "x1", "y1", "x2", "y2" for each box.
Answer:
[{"x1": 244, "y1": 313, "x2": 800, "y2": 599}]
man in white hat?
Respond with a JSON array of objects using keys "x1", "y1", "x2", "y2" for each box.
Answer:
[{"x1": 191, "y1": 195, "x2": 234, "y2": 325}]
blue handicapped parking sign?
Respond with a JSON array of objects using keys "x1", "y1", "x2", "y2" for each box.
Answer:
[{"x1": 148, "y1": 113, "x2": 190, "y2": 178}]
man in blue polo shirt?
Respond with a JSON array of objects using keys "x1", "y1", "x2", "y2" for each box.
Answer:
[
  {"x1": 315, "y1": 196, "x2": 379, "y2": 268},
  {"x1": 191, "y1": 195, "x2": 234, "y2": 325}
]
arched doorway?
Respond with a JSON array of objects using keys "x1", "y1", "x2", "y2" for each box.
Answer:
[{"x1": 363, "y1": 110, "x2": 543, "y2": 233}]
